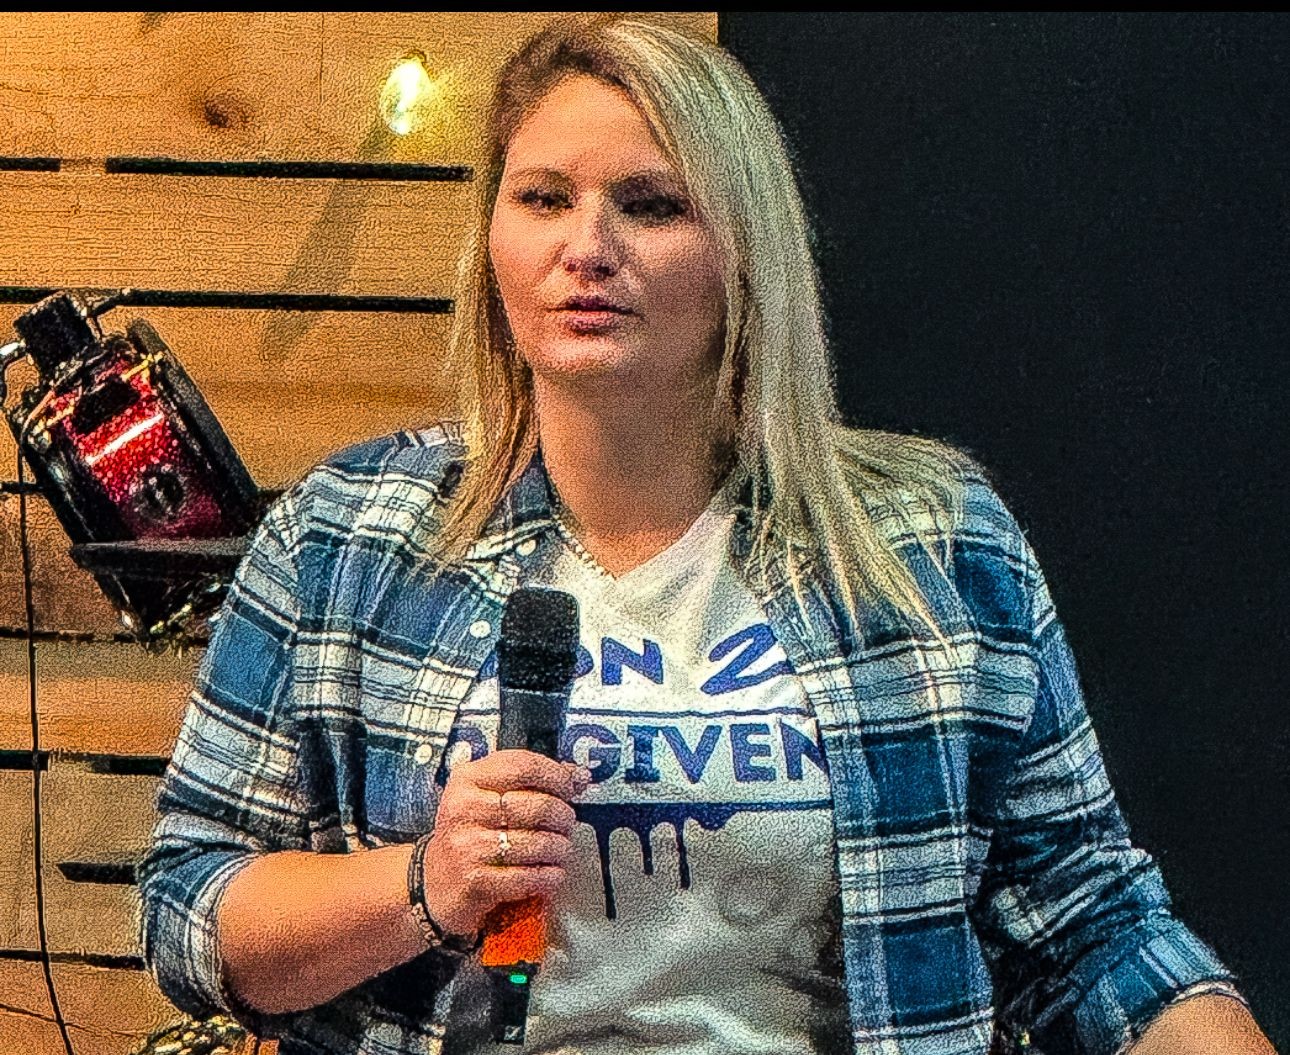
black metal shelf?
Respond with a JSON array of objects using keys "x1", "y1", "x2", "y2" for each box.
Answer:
[
  {"x1": 0, "y1": 483, "x2": 285, "y2": 582},
  {"x1": 68, "y1": 535, "x2": 250, "y2": 580}
]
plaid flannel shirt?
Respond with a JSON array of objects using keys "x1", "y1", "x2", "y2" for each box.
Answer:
[{"x1": 138, "y1": 424, "x2": 1245, "y2": 1055}]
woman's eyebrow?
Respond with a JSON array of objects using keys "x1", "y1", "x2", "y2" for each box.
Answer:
[
  {"x1": 504, "y1": 166, "x2": 570, "y2": 185},
  {"x1": 504, "y1": 166, "x2": 684, "y2": 193}
]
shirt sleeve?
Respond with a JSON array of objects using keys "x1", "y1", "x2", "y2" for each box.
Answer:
[
  {"x1": 136, "y1": 486, "x2": 313, "y2": 1040},
  {"x1": 973, "y1": 526, "x2": 1248, "y2": 1055}
]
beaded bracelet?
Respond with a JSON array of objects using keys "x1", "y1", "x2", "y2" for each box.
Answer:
[{"x1": 407, "y1": 831, "x2": 481, "y2": 956}]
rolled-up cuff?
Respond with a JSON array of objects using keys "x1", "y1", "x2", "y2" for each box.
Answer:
[
  {"x1": 1108, "y1": 980, "x2": 1250, "y2": 1055},
  {"x1": 1036, "y1": 915, "x2": 1244, "y2": 1055}
]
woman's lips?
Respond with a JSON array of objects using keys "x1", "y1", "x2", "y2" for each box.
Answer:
[{"x1": 557, "y1": 308, "x2": 634, "y2": 332}]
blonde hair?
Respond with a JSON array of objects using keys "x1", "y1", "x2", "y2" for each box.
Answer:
[{"x1": 439, "y1": 16, "x2": 989, "y2": 650}]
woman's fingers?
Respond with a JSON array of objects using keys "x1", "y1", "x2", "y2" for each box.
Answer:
[
  {"x1": 483, "y1": 864, "x2": 568, "y2": 905},
  {"x1": 421, "y1": 748, "x2": 586, "y2": 935},
  {"x1": 439, "y1": 781, "x2": 578, "y2": 837},
  {"x1": 429, "y1": 814, "x2": 574, "y2": 875},
  {"x1": 463, "y1": 748, "x2": 588, "y2": 801},
  {"x1": 498, "y1": 789, "x2": 578, "y2": 837},
  {"x1": 471, "y1": 826, "x2": 574, "y2": 869},
  {"x1": 420, "y1": 826, "x2": 571, "y2": 937}
]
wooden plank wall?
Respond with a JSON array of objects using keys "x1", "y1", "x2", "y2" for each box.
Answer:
[{"x1": 0, "y1": 13, "x2": 717, "y2": 1053}]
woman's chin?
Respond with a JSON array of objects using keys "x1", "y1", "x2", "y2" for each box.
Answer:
[{"x1": 523, "y1": 341, "x2": 640, "y2": 384}]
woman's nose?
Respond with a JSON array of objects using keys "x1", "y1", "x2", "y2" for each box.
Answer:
[{"x1": 561, "y1": 201, "x2": 621, "y2": 277}]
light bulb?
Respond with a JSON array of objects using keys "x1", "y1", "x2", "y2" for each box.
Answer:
[{"x1": 379, "y1": 51, "x2": 436, "y2": 136}]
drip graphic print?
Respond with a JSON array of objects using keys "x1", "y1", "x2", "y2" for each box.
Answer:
[
  {"x1": 438, "y1": 507, "x2": 852, "y2": 1055},
  {"x1": 439, "y1": 624, "x2": 834, "y2": 920}
]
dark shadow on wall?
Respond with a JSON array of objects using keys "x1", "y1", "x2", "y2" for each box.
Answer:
[{"x1": 720, "y1": 11, "x2": 1289, "y2": 1049}]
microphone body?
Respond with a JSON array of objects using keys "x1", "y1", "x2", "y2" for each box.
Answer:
[{"x1": 481, "y1": 586, "x2": 579, "y2": 1045}]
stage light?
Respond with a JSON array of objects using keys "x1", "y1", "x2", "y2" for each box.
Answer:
[{"x1": 2, "y1": 290, "x2": 264, "y2": 651}]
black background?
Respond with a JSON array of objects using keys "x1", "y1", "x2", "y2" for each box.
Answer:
[{"x1": 719, "y1": 12, "x2": 1288, "y2": 1046}]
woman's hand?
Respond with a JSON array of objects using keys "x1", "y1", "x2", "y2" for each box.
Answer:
[{"x1": 419, "y1": 749, "x2": 589, "y2": 940}]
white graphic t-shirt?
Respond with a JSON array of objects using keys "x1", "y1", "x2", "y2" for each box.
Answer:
[{"x1": 441, "y1": 486, "x2": 850, "y2": 1054}]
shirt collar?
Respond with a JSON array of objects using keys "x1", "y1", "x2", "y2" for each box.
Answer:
[{"x1": 460, "y1": 447, "x2": 558, "y2": 563}]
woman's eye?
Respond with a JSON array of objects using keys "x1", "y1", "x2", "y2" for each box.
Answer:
[
  {"x1": 517, "y1": 189, "x2": 565, "y2": 211},
  {"x1": 512, "y1": 188, "x2": 686, "y2": 221},
  {"x1": 624, "y1": 196, "x2": 687, "y2": 220}
]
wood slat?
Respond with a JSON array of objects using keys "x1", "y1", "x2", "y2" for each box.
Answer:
[
  {"x1": 208, "y1": 381, "x2": 451, "y2": 487},
  {"x1": 0, "y1": 1013, "x2": 64, "y2": 1055},
  {"x1": 0, "y1": 169, "x2": 470, "y2": 298},
  {"x1": 0, "y1": 980, "x2": 263, "y2": 1052},
  {"x1": 43, "y1": 879, "x2": 141, "y2": 964},
  {"x1": 0, "y1": 639, "x2": 33, "y2": 753},
  {"x1": 0, "y1": 967, "x2": 226, "y2": 1055},
  {"x1": 0, "y1": 957, "x2": 53, "y2": 1018},
  {"x1": 51, "y1": 963, "x2": 188, "y2": 1053},
  {"x1": 42, "y1": 761, "x2": 158, "y2": 958},
  {"x1": 3, "y1": 634, "x2": 196, "y2": 754},
  {"x1": 30, "y1": 642, "x2": 197, "y2": 757},
  {"x1": 51, "y1": 959, "x2": 178, "y2": 1031},
  {"x1": 0, "y1": 771, "x2": 38, "y2": 952},
  {"x1": 0, "y1": 305, "x2": 458, "y2": 420},
  {"x1": 109, "y1": 307, "x2": 457, "y2": 393},
  {"x1": 0, "y1": 13, "x2": 716, "y2": 163},
  {"x1": 0, "y1": 307, "x2": 457, "y2": 484},
  {"x1": 0, "y1": 497, "x2": 124, "y2": 637},
  {"x1": 0, "y1": 962, "x2": 193, "y2": 1055}
]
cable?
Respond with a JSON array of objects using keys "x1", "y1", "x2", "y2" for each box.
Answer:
[{"x1": 16, "y1": 451, "x2": 76, "y2": 1055}]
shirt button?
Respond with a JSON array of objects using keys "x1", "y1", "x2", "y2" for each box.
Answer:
[
  {"x1": 517, "y1": 538, "x2": 537, "y2": 556},
  {"x1": 469, "y1": 619, "x2": 491, "y2": 638},
  {"x1": 414, "y1": 743, "x2": 434, "y2": 765}
]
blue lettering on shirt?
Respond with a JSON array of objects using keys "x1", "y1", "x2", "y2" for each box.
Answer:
[
  {"x1": 730, "y1": 722, "x2": 776, "y2": 781},
  {"x1": 701, "y1": 625, "x2": 793, "y2": 695},
  {"x1": 476, "y1": 623, "x2": 791, "y2": 693},
  {"x1": 562, "y1": 723, "x2": 622, "y2": 783},
  {"x1": 440, "y1": 719, "x2": 828, "y2": 785},
  {"x1": 624, "y1": 724, "x2": 663, "y2": 782},
  {"x1": 660, "y1": 724, "x2": 722, "y2": 783},
  {"x1": 601, "y1": 637, "x2": 664, "y2": 685}
]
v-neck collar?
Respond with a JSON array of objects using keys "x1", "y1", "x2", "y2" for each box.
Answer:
[
  {"x1": 549, "y1": 475, "x2": 738, "y2": 588},
  {"x1": 460, "y1": 443, "x2": 758, "y2": 569}
]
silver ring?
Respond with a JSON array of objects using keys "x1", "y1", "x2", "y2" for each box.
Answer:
[{"x1": 496, "y1": 829, "x2": 511, "y2": 865}]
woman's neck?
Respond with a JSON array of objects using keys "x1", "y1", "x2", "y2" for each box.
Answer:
[{"x1": 533, "y1": 378, "x2": 727, "y2": 576}]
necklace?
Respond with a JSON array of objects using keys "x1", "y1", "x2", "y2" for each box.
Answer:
[{"x1": 550, "y1": 495, "x2": 613, "y2": 579}]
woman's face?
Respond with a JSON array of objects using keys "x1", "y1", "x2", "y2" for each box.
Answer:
[{"x1": 489, "y1": 74, "x2": 727, "y2": 400}]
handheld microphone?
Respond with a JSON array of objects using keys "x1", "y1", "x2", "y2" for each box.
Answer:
[{"x1": 481, "y1": 585, "x2": 580, "y2": 1045}]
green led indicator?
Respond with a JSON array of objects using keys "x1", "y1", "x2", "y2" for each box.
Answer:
[{"x1": 509, "y1": 973, "x2": 529, "y2": 985}]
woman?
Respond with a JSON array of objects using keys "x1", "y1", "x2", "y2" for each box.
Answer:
[{"x1": 138, "y1": 16, "x2": 1276, "y2": 1055}]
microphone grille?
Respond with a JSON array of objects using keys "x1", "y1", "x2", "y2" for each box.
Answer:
[{"x1": 498, "y1": 586, "x2": 580, "y2": 691}]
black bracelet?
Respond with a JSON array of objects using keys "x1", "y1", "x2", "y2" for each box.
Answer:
[{"x1": 407, "y1": 831, "x2": 480, "y2": 956}]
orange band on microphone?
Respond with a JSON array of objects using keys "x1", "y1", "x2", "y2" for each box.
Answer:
[{"x1": 480, "y1": 895, "x2": 547, "y2": 967}]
